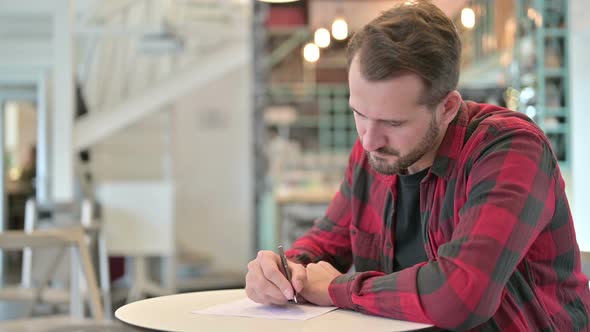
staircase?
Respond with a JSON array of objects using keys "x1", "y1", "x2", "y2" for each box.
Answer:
[{"x1": 74, "y1": 0, "x2": 253, "y2": 296}]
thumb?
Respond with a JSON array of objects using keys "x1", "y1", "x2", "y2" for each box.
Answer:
[{"x1": 288, "y1": 261, "x2": 307, "y2": 293}]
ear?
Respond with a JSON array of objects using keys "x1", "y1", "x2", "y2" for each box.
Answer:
[{"x1": 439, "y1": 90, "x2": 462, "y2": 126}]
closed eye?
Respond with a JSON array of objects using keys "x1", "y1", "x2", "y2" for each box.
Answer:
[
  {"x1": 351, "y1": 108, "x2": 366, "y2": 118},
  {"x1": 384, "y1": 121, "x2": 403, "y2": 127},
  {"x1": 351, "y1": 106, "x2": 406, "y2": 126}
]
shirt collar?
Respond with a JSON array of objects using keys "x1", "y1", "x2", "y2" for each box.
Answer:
[{"x1": 430, "y1": 100, "x2": 469, "y2": 179}]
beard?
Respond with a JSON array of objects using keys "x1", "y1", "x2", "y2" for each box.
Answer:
[{"x1": 366, "y1": 114, "x2": 440, "y2": 175}]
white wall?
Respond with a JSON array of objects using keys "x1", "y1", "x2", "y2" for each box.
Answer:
[
  {"x1": 570, "y1": 0, "x2": 590, "y2": 251},
  {"x1": 16, "y1": 103, "x2": 37, "y2": 166},
  {"x1": 172, "y1": 65, "x2": 254, "y2": 272}
]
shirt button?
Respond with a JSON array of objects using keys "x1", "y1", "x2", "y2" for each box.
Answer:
[{"x1": 387, "y1": 242, "x2": 392, "y2": 248}]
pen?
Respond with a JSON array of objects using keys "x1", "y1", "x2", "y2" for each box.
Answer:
[{"x1": 277, "y1": 245, "x2": 298, "y2": 304}]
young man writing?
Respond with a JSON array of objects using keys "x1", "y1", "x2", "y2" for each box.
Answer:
[{"x1": 245, "y1": 1, "x2": 590, "y2": 330}]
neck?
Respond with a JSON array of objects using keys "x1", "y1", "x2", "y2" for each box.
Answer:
[{"x1": 406, "y1": 126, "x2": 448, "y2": 174}]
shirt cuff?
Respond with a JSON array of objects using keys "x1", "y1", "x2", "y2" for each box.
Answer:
[{"x1": 328, "y1": 273, "x2": 359, "y2": 310}]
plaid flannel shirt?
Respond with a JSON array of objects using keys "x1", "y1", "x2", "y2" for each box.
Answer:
[{"x1": 286, "y1": 101, "x2": 590, "y2": 331}]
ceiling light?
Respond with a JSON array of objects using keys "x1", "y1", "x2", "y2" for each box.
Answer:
[
  {"x1": 303, "y1": 43, "x2": 320, "y2": 63},
  {"x1": 331, "y1": 18, "x2": 348, "y2": 41},
  {"x1": 314, "y1": 28, "x2": 331, "y2": 48},
  {"x1": 461, "y1": 7, "x2": 475, "y2": 29}
]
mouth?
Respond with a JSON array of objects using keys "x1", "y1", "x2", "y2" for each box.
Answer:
[{"x1": 371, "y1": 152, "x2": 397, "y2": 160}]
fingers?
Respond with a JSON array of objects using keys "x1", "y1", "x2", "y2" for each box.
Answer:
[
  {"x1": 299, "y1": 261, "x2": 340, "y2": 307},
  {"x1": 259, "y1": 252, "x2": 294, "y2": 300},
  {"x1": 245, "y1": 261, "x2": 287, "y2": 305},
  {"x1": 246, "y1": 288, "x2": 287, "y2": 305},
  {"x1": 317, "y1": 260, "x2": 340, "y2": 274},
  {"x1": 305, "y1": 262, "x2": 322, "y2": 277},
  {"x1": 245, "y1": 250, "x2": 296, "y2": 305},
  {"x1": 288, "y1": 261, "x2": 307, "y2": 293}
]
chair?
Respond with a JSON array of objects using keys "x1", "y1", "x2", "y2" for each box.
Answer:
[
  {"x1": 19, "y1": 199, "x2": 113, "y2": 318},
  {"x1": 0, "y1": 227, "x2": 104, "y2": 330}
]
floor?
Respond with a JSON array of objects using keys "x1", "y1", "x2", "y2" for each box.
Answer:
[
  {"x1": 0, "y1": 254, "x2": 245, "y2": 331},
  {"x1": 0, "y1": 254, "x2": 137, "y2": 332}
]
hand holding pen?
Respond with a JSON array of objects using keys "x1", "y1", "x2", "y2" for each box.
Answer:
[{"x1": 245, "y1": 248, "x2": 306, "y2": 305}]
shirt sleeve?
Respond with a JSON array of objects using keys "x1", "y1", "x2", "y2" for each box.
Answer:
[
  {"x1": 284, "y1": 148, "x2": 356, "y2": 273},
  {"x1": 328, "y1": 129, "x2": 559, "y2": 330}
]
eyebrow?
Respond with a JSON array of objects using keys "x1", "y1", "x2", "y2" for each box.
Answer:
[{"x1": 349, "y1": 105, "x2": 406, "y2": 124}]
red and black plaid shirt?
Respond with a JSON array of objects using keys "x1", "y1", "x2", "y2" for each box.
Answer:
[{"x1": 286, "y1": 101, "x2": 590, "y2": 331}]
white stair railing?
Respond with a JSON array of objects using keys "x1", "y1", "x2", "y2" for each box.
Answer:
[{"x1": 75, "y1": 0, "x2": 249, "y2": 151}]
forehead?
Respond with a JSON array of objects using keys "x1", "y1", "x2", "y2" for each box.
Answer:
[{"x1": 348, "y1": 55, "x2": 425, "y2": 116}]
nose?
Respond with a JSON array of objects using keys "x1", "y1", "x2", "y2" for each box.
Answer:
[{"x1": 361, "y1": 122, "x2": 386, "y2": 152}]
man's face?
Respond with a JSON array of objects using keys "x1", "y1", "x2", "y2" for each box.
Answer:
[{"x1": 348, "y1": 55, "x2": 444, "y2": 175}]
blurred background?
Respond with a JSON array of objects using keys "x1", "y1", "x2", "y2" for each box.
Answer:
[{"x1": 0, "y1": 0, "x2": 588, "y2": 328}]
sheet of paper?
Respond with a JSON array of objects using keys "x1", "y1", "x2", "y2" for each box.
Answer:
[{"x1": 193, "y1": 298, "x2": 338, "y2": 320}]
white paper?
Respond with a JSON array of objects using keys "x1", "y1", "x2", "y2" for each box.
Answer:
[{"x1": 193, "y1": 298, "x2": 338, "y2": 320}]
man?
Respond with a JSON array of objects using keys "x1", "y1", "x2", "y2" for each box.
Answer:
[{"x1": 245, "y1": 1, "x2": 590, "y2": 330}]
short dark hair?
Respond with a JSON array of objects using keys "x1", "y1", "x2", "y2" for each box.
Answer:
[{"x1": 347, "y1": 0, "x2": 462, "y2": 108}]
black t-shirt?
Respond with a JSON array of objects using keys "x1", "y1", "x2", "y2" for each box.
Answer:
[{"x1": 392, "y1": 167, "x2": 430, "y2": 272}]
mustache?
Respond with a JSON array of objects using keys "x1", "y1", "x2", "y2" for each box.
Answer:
[{"x1": 371, "y1": 146, "x2": 400, "y2": 157}]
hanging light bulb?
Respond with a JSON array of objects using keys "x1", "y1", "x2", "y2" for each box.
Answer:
[
  {"x1": 303, "y1": 43, "x2": 320, "y2": 63},
  {"x1": 461, "y1": 7, "x2": 475, "y2": 29},
  {"x1": 314, "y1": 28, "x2": 331, "y2": 48},
  {"x1": 331, "y1": 18, "x2": 348, "y2": 41},
  {"x1": 257, "y1": 0, "x2": 300, "y2": 3}
]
